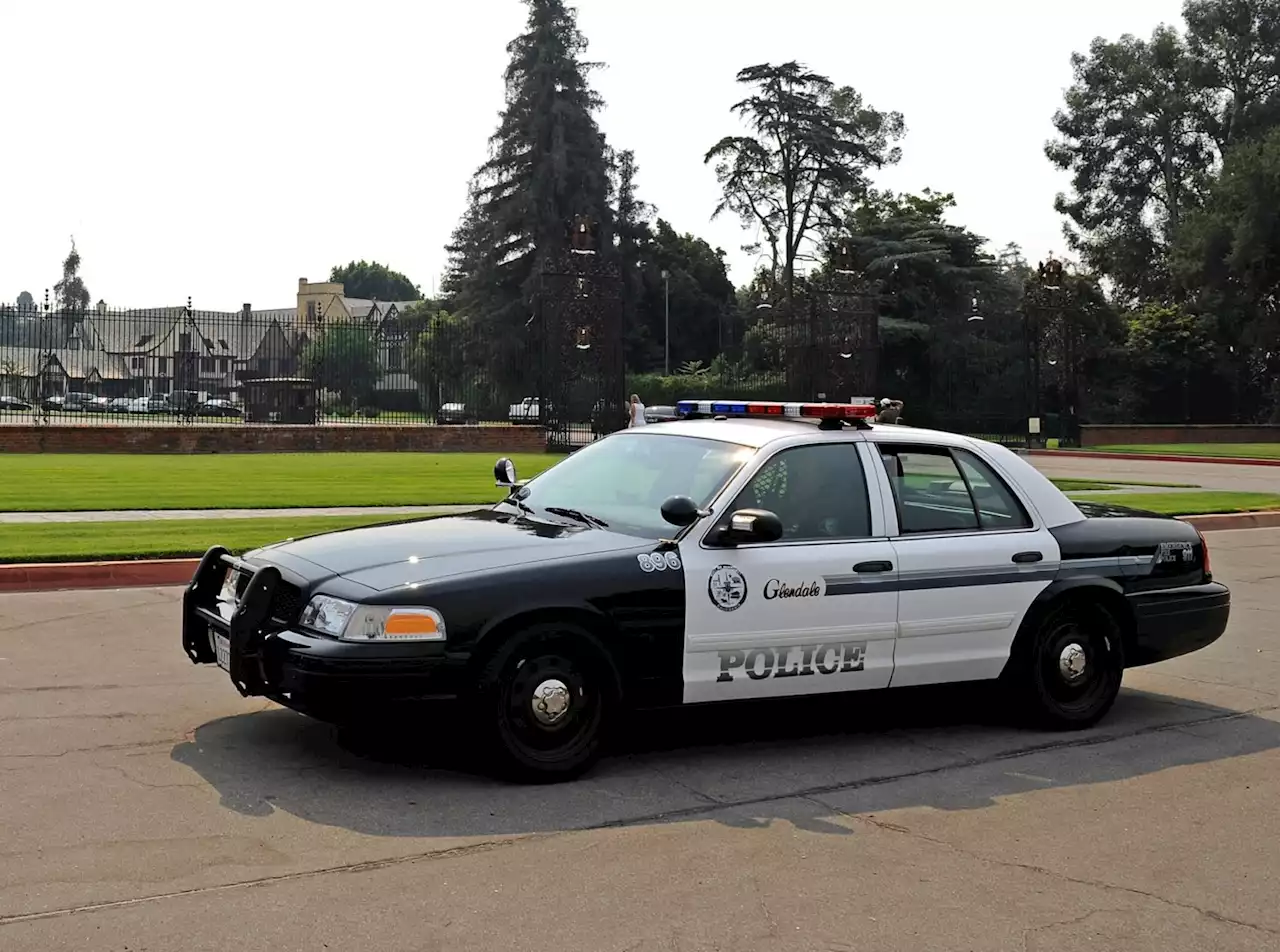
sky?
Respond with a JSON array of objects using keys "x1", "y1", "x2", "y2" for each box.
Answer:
[{"x1": 1, "y1": 0, "x2": 1190, "y2": 312}]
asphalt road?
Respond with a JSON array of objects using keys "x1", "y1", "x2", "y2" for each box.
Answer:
[
  {"x1": 2, "y1": 529, "x2": 1278, "y2": 951},
  {"x1": 1029, "y1": 453, "x2": 1280, "y2": 493}
]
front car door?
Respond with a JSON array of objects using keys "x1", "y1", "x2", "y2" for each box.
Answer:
[
  {"x1": 869, "y1": 438, "x2": 1062, "y2": 688},
  {"x1": 679, "y1": 439, "x2": 900, "y2": 704}
]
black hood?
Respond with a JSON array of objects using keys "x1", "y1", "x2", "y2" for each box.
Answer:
[{"x1": 245, "y1": 508, "x2": 652, "y2": 592}]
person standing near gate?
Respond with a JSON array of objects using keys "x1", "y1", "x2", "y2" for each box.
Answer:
[{"x1": 628, "y1": 393, "x2": 647, "y2": 427}]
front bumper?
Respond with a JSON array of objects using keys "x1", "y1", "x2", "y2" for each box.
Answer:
[
  {"x1": 1126, "y1": 581, "x2": 1230, "y2": 667},
  {"x1": 181, "y1": 548, "x2": 464, "y2": 714}
]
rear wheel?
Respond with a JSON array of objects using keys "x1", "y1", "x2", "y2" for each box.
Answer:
[
  {"x1": 473, "y1": 624, "x2": 614, "y2": 783},
  {"x1": 1006, "y1": 599, "x2": 1124, "y2": 730}
]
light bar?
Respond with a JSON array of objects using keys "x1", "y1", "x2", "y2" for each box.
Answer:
[{"x1": 675, "y1": 400, "x2": 877, "y2": 421}]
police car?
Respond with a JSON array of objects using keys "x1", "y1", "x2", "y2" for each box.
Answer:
[{"x1": 182, "y1": 400, "x2": 1230, "y2": 782}]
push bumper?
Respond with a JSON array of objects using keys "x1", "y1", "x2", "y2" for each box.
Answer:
[
  {"x1": 181, "y1": 547, "x2": 463, "y2": 713},
  {"x1": 1126, "y1": 581, "x2": 1230, "y2": 667}
]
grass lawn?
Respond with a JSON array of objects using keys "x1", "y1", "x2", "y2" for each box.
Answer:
[
  {"x1": 1086, "y1": 443, "x2": 1280, "y2": 459},
  {"x1": 1070, "y1": 491, "x2": 1280, "y2": 516},
  {"x1": 0, "y1": 515, "x2": 430, "y2": 563},
  {"x1": 0, "y1": 453, "x2": 560, "y2": 512},
  {"x1": 1049, "y1": 477, "x2": 1198, "y2": 492}
]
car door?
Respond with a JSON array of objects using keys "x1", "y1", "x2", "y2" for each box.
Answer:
[
  {"x1": 870, "y1": 439, "x2": 1061, "y2": 688},
  {"x1": 679, "y1": 440, "x2": 900, "y2": 704}
]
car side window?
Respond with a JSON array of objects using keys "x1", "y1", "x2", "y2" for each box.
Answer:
[
  {"x1": 880, "y1": 447, "x2": 980, "y2": 534},
  {"x1": 953, "y1": 449, "x2": 1033, "y2": 531},
  {"x1": 714, "y1": 443, "x2": 871, "y2": 543}
]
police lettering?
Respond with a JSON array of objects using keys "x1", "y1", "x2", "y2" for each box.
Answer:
[
  {"x1": 762, "y1": 578, "x2": 823, "y2": 600},
  {"x1": 717, "y1": 642, "x2": 866, "y2": 682}
]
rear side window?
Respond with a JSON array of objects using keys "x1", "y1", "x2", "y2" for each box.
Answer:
[
  {"x1": 881, "y1": 448, "x2": 979, "y2": 534},
  {"x1": 879, "y1": 445, "x2": 1034, "y2": 535},
  {"x1": 953, "y1": 449, "x2": 1033, "y2": 531}
]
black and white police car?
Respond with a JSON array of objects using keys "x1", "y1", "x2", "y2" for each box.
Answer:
[{"x1": 182, "y1": 400, "x2": 1230, "y2": 781}]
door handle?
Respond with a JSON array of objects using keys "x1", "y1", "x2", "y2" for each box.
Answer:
[
  {"x1": 1012, "y1": 551, "x2": 1043, "y2": 564},
  {"x1": 853, "y1": 560, "x2": 893, "y2": 574}
]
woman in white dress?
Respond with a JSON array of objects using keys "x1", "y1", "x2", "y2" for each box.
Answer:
[{"x1": 628, "y1": 393, "x2": 647, "y2": 427}]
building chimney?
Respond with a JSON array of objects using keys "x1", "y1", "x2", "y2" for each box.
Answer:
[
  {"x1": 298, "y1": 278, "x2": 308, "y2": 291},
  {"x1": 242, "y1": 303, "x2": 252, "y2": 323}
]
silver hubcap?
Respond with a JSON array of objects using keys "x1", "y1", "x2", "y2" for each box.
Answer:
[
  {"x1": 531, "y1": 678, "x2": 571, "y2": 725},
  {"x1": 1059, "y1": 643, "x2": 1088, "y2": 682}
]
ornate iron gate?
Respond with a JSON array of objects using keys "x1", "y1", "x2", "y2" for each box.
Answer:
[
  {"x1": 536, "y1": 217, "x2": 626, "y2": 451},
  {"x1": 784, "y1": 281, "x2": 879, "y2": 403}
]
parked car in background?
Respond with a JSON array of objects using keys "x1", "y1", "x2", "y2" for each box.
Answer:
[
  {"x1": 127, "y1": 396, "x2": 169, "y2": 414},
  {"x1": 198, "y1": 399, "x2": 243, "y2": 418},
  {"x1": 437, "y1": 402, "x2": 476, "y2": 425},
  {"x1": 0, "y1": 395, "x2": 33, "y2": 412},
  {"x1": 106, "y1": 397, "x2": 133, "y2": 413},
  {"x1": 85, "y1": 396, "x2": 111, "y2": 413},
  {"x1": 644, "y1": 404, "x2": 679, "y2": 423},
  {"x1": 508, "y1": 396, "x2": 540, "y2": 423}
]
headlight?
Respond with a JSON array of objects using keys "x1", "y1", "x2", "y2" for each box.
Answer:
[
  {"x1": 299, "y1": 595, "x2": 358, "y2": 637},
  {"x1": 299, "y1": 596, "x2": 446, "y2": 643}
]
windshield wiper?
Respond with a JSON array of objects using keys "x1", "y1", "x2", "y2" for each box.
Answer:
[{"x1": 542, "y1": 506, "x2": 609, "y2": 529}]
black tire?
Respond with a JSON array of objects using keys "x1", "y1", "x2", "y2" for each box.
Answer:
[
  {"x1": 1005, "y1": 599, "x2": 1125, "y2": 730},
  {"x1": 472, "y1": 624, "x2": 615, "y2": 783}
]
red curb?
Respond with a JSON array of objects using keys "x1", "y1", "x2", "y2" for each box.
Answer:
[
  {"x1": 1177, "y1": 511, "x2": 1280, "y2": 532},
  {"x1": 1031, "y1": 449, "x2": 1280, "y2": 466},
  {"x1": 0, "y1": 558, "x2": 198, "y2": 594}
]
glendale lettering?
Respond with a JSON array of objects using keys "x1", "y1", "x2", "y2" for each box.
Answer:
[
  {"x1": 763, "y1": 579, "x2": 823, "y2": 600},
  {"x1": 717, "y1": 642, "x2": 866, "y2": 682}
]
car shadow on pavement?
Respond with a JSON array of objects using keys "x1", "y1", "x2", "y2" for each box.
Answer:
[{"x1": 170, "y1": 685, "x2": 1280, "y2": 840}]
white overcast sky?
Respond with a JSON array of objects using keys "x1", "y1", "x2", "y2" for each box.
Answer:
[{"x1": 1, "y1": 0, "x2": 1187, "y2": 312}]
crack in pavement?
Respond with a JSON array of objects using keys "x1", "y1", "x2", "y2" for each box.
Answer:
[
  {"x1": 3, "y1": 702, "x2": 1277, "y2": 929},
  {"x1": 0, "y1": 836, "x2": 532, "y2": 928},
  {"x1": 824, "y1": 804, "x2": 1279, "y2": 938}
]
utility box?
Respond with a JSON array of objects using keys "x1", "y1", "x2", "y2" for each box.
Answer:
[{"x1": 243, "y1": 377, "x2": 317, "y2": 424}]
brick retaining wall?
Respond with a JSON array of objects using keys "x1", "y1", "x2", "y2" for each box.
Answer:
[
  {"x1": 0, "y1": 424, "x2": 547, "y2": 454},
  {"x1": 1080, "y1": 424, "x2": 1280, "y2": 446}
]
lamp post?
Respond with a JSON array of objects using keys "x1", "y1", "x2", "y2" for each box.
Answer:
[{"x1": 661, "y1": 269, "x2": 670, "y2": 376}]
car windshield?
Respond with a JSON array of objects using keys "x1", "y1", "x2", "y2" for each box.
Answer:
[{"x1": 504, "y1": 432, "x2": 756, "y2": 538}]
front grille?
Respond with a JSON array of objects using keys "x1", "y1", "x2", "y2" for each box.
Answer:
[{"x1": 225, "y1": 568, "x2": 304, "y2": 626}]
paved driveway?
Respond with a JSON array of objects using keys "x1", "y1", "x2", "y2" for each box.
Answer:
[
  {"x1": 2, "y1": 529, "x2": 1279, "y2": 950},
  {"x1": 1030, "y1": 452, "x2": 1280, "y2": 492}
]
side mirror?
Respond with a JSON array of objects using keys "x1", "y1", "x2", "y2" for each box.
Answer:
[
  {"x1": 660, "y1": 495, "x2": 709, "y2": 528},
  {"x1": 713, "y1": 508, "x2": 784, "y2": 546},
  {"x1": 494, "y1": 457, "x2": 517, "y2": 487}
]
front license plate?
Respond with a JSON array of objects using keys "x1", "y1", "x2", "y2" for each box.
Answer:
[{"x1": 210, "y1": 629, "x2": 231, "y2": 671}]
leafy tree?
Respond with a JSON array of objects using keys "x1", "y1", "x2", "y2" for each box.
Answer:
[
  {"x1": 444, "y1": 0, "x2": 614, "y2": 395},
  {"x1": 1184, "y1": 0, "x2": 1280, "y2": 149},
  {"x1": 1121, "y1": 302, "x2": 1217, "y2": 421},
  {"x1": 55, "y1": 241, "x2": 90, "y2": 319},
  {"x1": 1046, "y1": 27, "x2": 1218, "y2": 303},
  {"x1": 329, "y1": 261, "x2": 422, "y2": 301},
  {"x1": 706, "y1": 61, "x2": 904, "y2": 308},
  {"x1": 15, "y1": 291, "x2": 35, "y2": 313},
  {"x1": 1174, "y1": 124, "x2": 1280, "y2": 418},
  {"x1": 299, "y1": 322, "x2": 380, "y2": 408},
  {"x1": 403, "y1": 305, "x2": 476, "y2": 414}
]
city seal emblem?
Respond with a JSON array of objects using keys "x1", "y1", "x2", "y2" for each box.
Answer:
[{"x1": 708, "y1": 564, "x2": 747, "y2": 612}]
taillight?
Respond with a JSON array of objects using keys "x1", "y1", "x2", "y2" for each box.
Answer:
[{"x1": 1198, "y1": 530, "x2": 1211, "y2": 579}]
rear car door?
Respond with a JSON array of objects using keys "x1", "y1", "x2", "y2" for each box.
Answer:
[
  {"x1": 679, "y1": 440, "x2": 900, "y2": 703},
  {"x1": 872, "y1": 440, "x2": 1061, "y2": 688}
]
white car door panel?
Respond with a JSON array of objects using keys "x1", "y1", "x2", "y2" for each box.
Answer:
[
  {"x1": 679, "y1": 440, "x2": 900, "y2": 704},
  {"x1": 872, "y1": 441, "x2": 1062, "y2": 688}
]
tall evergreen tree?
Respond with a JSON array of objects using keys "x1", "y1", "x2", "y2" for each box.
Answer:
[{"x1": 444, "y1": 0, "x2": 614, "y2": 394}]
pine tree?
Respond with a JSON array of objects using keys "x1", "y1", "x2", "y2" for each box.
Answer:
[{"x1": 445, "y1": 0, "x2": 614, "y2": 386}]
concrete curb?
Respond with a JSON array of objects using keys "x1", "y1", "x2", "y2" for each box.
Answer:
[
  {"x1": 1031, "y1": 449, "x2": 1280, "y2": 467},
  {"x1": 5, "y1": 512, "x2": 1280, "y2": 593},
  {"x1": 1177, "y1": 511, "x2": 1280, "y2": 532},
  {"x1": 0, "y1": 558, "x2": 199, "y2": 594}
]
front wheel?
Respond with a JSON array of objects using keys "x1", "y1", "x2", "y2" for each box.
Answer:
[
  {"x1": 473, "y1": 625, "x2": 614, "y2": 783},
  {"x1": 1005, "y1": 600, "x2": 1125, "y2": 730}
]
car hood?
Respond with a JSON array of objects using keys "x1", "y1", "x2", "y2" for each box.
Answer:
[{"x1": 245, "y1": 508, "x2": 650, "y2": 592}]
